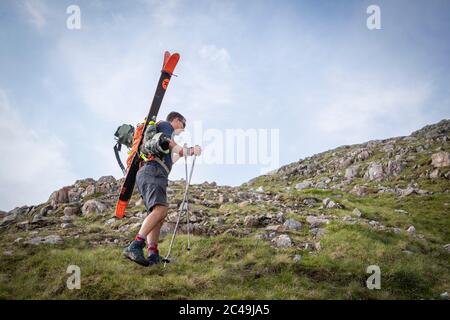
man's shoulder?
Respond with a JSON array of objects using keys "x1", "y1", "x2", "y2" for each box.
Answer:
[
  {"x1": 157, "y1": 120, "x2": 171, "y2": 126},
  {"x1": 157, "y1": 120, "x2": 174, "y2": 132}
]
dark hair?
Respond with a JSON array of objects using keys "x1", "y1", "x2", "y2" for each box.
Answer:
[{"x1": 166, "y1": 111, "x2": 186, "y2": 123}]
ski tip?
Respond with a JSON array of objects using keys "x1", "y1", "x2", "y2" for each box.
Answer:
[
  {"x1": 163, "y1": 51, "x2": 171, "y2": 68},
  {"x1": 163, "y1": 53, "x2": 180, "y2": 74},
  {"x1": 115, "y1": 199, "x2": 128, "y2": 219}
]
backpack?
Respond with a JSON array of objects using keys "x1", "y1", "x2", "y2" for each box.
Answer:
[
  {"x1": 114, "y1": 124, "x2": 135, "y2": 148},
  {"x1": 113, "y1": 124, "x2": 137, "y2": 174},
  {"x1": 114, "y1": 121, "x2": 170, "y2": 174}
]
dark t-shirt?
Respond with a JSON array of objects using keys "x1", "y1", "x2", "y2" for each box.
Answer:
[{"x1": 156, "y1": 121, "x2": 174, "y2": 172}]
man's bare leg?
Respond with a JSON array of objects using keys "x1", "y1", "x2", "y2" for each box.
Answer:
[
  {"x1": 147, "y1": 220, "x2": 164, "y2": 245},
  {"x1": 137, "y1": 205, "x2": 168, "y2": 237},
  {"x1": 145, "y1": 213, "x2": 165, "y2": 264}
]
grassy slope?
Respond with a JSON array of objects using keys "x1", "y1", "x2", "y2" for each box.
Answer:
[{"x1": 1, "y1": 190, "x2": 449, "y2": 299}]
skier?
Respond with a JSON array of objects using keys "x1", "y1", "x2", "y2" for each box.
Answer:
[{"x1": 123, "y1": 111, "x2": 202, "y2": 266}]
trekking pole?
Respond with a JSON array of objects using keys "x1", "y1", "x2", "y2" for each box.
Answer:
[
  {"x1": 186, "y1": 156, "x2": 196, "y2": 252},
  {"x1": 184, "y1": 152, "x2": 191, "y2": 253},
  {"x1": 162, "y1": 198, "x2": 184, "y2": 267},
  {"x1": 162, "y1": 155, "x2": 197, "y2": 267}
]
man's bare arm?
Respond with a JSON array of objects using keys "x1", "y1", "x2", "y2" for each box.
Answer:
[
  {"x1": 169, "y1": 140, "x2": 183, "y2": 163},
  {"x1": 169, "y1": 140, "x2": 201, "y2": 163}
]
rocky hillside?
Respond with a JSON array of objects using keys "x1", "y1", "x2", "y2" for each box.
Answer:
[{"x1": 0, "y1": 120, "x2": 449, "y2": 299}]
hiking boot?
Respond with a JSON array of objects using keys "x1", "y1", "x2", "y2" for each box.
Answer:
[
  {"x1": 123, "y1": 240, "x2": 149, "y2": 266},
  {"x1": 147, "y1": 251, "x2": 161, "y2": 266}
]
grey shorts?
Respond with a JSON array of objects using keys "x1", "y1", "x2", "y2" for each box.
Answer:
[{"x1": 136, "y1": 161, "x2": 169, "y2": 212}]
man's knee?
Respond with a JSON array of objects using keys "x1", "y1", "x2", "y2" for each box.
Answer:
[{"x1": 152, "y1": 205, "x2": 168, "y2": 219}]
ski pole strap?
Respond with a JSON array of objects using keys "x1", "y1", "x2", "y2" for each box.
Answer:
[
  {"x1": 114, "y1": 143, "x2": 126, "y2": 175},
  {"x1": 178, "y1": 146, "x2": 195, "y2": 157}
]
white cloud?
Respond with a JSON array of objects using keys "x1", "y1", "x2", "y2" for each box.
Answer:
[
  {"x1": 309, "y1": 69, "x2": 432, "y2": 143},
  {"x1": 22, "y1": 0, "x2": 48, "y2": 30},
  {"x1": 57, "y1": 35, "x2": 157, "y2": 124},
  {"x1": 178, "y1": 48, "x2": 235, "y2": 116},
  {"x1": 148, "y1": 0, "x2": 179, "y2": 28},
  {"x1": 199, "y1": 45, "x2": 231, "y2": 72},
  {"x1": 0, "y1": 90, "x2": 76, "y2": 211}
]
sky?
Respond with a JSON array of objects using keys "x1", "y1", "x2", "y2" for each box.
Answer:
[{"x1": 0, "y1": 0, "x2": 449, "y2": 211}]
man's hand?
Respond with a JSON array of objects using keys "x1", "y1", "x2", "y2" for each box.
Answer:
[
  {"x1": 192, "y1": 145, "x2": 202, "y2": 156},
  {"x1": 171, "y1": 143, "x2": 202, "y2": 162}
]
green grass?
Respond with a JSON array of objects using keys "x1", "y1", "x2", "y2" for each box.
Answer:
[
  {"x1": 343, "y1": 193, "x2": 450, "y2": 242},
  {"x1": 0, "y1": 227, "x2": 448, "y2": 299},
  {"x1": 82, "y1": 192, "x2": 106, "y2": 201}
]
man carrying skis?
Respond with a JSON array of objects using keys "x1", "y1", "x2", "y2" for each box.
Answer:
[{"x1": 123, "y1": 111, "x2": 202, "y2": 266}]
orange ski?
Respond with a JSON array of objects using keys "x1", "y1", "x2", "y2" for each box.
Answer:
[{"x1": 115, "y1": 51, "x2": 180, "y2": 219}]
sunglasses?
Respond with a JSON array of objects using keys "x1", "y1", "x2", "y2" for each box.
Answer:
[{"x1": 178, "y1": 118, "x2": 186, "y2": 129}]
